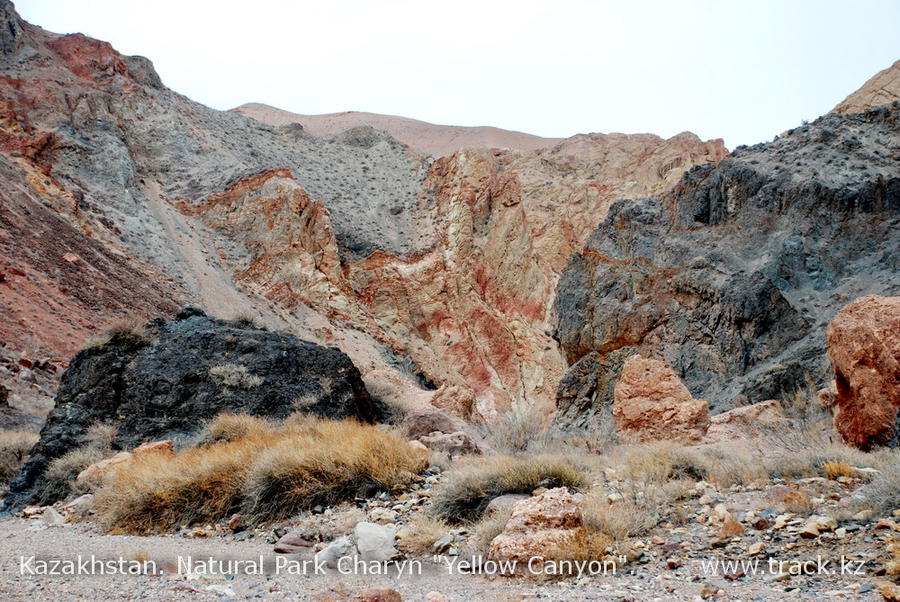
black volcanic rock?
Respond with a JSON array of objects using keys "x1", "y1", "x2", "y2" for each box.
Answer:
[
  {"x1": 553, "y1": 103, "x2": 900, "y2": 432},
  {"x1": 6, "y1": 308, "x2": 385, "y2": 508}
]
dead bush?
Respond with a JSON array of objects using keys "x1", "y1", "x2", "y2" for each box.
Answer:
[
  {"x1": 482, "y1": 401, "x2": 547, "y2": 454},
  {"x1": 430, "y1": 454, "x2": 588, "y2": 524}
]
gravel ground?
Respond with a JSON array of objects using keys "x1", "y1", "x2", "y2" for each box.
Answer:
[{"x1": 0, "y1": 515, "x2": 885, "y2": 601}]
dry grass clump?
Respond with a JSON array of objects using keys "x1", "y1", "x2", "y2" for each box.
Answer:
[
  {"x1": 41, "y1": 445, "x2": 110, "y2": 503},
  {"x1": 763, "y1": 443, "x2": 880, "y2": 480},
  {"x1": 209, "y1": 364, "x2": 263, "y2": 389},
  {"x1": 397, "y1": 514, "x2": 451, "y2": 555},
  {"x1": 93, "y1": 414, "x2": 427, "y2": 534},
  {"x1": 206, "y1": 413, "x2": 273, "y2": 442},
  {"x1": 472, "y1": 507, "x2": 513, "y2": 552},
  {"x1": 82, "y1": 422, "x2": 118, "y2": 449},
  {"x1": 610, "y1": 441, "x2": 763, "y2": 488},
  {"x1": 854, "y1": 458, "x2": 900, "y2": 516},
  {"x1": 824, "y1": 460, "x2": 856, "y2": 480},
  {"x1": 0, "y1": 430, "x2": 38, "y2": 483},
  {"x1": 430, "y1": 454, "x2": 588, "y2": 524},
  {"x1": 85, "y1": 316, "x2": 149, "y2": 349}
]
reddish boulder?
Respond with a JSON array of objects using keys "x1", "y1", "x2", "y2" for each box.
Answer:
[
  {"x1": 613, "y1": 355, "x2": 710, "y2": 443},
  {"x1": 488, "y1": 488, "x2": 582, "y2": 566},
  {"x1": 826, "y1": 295, "x2": 900, "y2": 449}
]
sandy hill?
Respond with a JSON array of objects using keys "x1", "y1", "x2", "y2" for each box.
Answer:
[
  {"x1": 833, "y1": 59, "x2": 900, "y2": 114},
  {"x1": 231, "y1": 103, "x2": 564, "y2": 157}
]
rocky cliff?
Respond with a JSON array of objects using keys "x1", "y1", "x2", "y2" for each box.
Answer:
[
  {"x1": 0, "y1": 0, "x2": 727, "y2": 418},
  {"x1": 833, "y1": 59, "x2": 900, "y2": 115},
  {"x1": 553, "y1": 103, "x2": 900, "y2": 431}
]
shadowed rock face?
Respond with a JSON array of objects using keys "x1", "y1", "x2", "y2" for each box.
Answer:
[
  {"x1": 554, "y1": 103, "x2": 900, "y2": 430},
  {"x1": 6, "y1": 308, "x2": 384, "y2": 509}
]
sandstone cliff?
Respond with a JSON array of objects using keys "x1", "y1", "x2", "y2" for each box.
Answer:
[{"x1": 833, "y1": 59, "x2": 900, "y2": 114}]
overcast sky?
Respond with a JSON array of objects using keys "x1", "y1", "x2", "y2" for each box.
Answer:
[{"x1": 16, "y1": 0, "x2": 900, "y2": 148}]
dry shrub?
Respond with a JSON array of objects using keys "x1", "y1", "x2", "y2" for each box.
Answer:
[
  {"x1": 764, "y1": 443, "x2": 879, "y2": 480},
  {"x1": 0, "y1": 430, "x2": 38, "y2": 483},
  {"x1": 824, "y1": 460, "x2": 856, "y2": 480},
  {"x1": 94, "y1": 414, "x2": 427, "y2": 533},
  {"x1": 82, "y1": 422, "x2": 118, "y2": 449},
  {"x1": 41, "y1": 445, "x2": 110, "y2": 503},
  {"x1": 85, "y1": 316, "x2": 149, "y2": 349},
  {"x1": 855, "y1": 457, "x2": 900, "y2": 516},
  {"x1": 206, "y1": 413, "x2": 273, "y2": 442},
  {"x1": 209, "y1": 364, "x2": 263, "y2": 389},
  {"x1": 472, "y1": 507, "x2": 513, "y2": 552},
  {"x1": 430, "y1": 454, "x2": 588, "y2": 524},
  {"x1": 483, "y1": 402, "x2": 547, "y2": 454},
  {"x1": 611, "y1": 441, "x2": 762, "y2": 488},
  {"x1": 397, "y1": 514, "x2": 450, "y2": 555}
]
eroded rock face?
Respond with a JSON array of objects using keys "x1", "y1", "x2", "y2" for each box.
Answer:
[
  {"x1": 6, "y1": 308, "x2": 383, "y2": 508},
  {"x1": 613, "y1": 355, "x2": 710, "y2": 443},
  {"x1": 826, "y1": 295, "x2": 900, "y2": 449},
  {"x1": 488, "y1": 488, "x2": 581, "y2": 566},
  {"x1": 554, "y1": 103, "x2": 900, "y2": 426}
]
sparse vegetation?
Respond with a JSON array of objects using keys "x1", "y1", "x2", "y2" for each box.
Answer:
[
  {"x1": 41, "y1": 445, "x2": 110, "y2": 503},
  {"x1": 93, "y1": 414, "x2": 428, "y2": 533},
  {"x1": 855, "y1": 459, "x2": 900, "y2": 516},
  {"x1": 397, "y1": 514, "x2": 450, "y2": 555},
  {"x1": 0, "y1": 430, "x2": 38, "y2": 484},
  {"x1": 209, "y1": 363, "x2": 263, "y2": 389},
  {"x1": 430, "y1": 454, "x2": 588, "y2": 524},
  {"x1": 472, "y1": 507, "x2": 512, "y2": 552},
  {"x1": 482, "y1": 401, "x2": 547, "y2": 454},
  {"x1": 84, "y1": 316, "x2": 149, "y2": 349}
]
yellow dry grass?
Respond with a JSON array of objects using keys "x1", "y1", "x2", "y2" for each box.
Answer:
[{"x1": 93, "y1": 413, "x2": 427, "y2": 534}]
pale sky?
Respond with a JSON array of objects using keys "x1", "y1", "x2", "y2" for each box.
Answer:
[{"x1": 15, "y1": 0, "x2": 900, "y2": 148}]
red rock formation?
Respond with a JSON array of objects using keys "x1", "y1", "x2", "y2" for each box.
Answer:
[
  {"x1": 613, "y1": 354, "x2": 710, "y2": 443},
  {"x1": 826, "y1": 295, "x2": 900, "y2": 450},
  {"x1": 488, "y1": 488, "x2": 582, "y2": 567}
]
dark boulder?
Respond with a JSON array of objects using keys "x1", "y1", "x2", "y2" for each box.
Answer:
[
  {"x1": 553, "y1": 103, "x2": 900, "y2": 432},
  {"x1": 6, "y1": 307, "x2": 385, "y2": 508}
]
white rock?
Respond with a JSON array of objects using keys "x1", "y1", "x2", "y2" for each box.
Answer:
[
  {"x1": 315, "y1": 538, "x2": 353, "y2": 569},
  {"x1": 354, "y1": 521, "x2": 396, "y2": 562}
]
